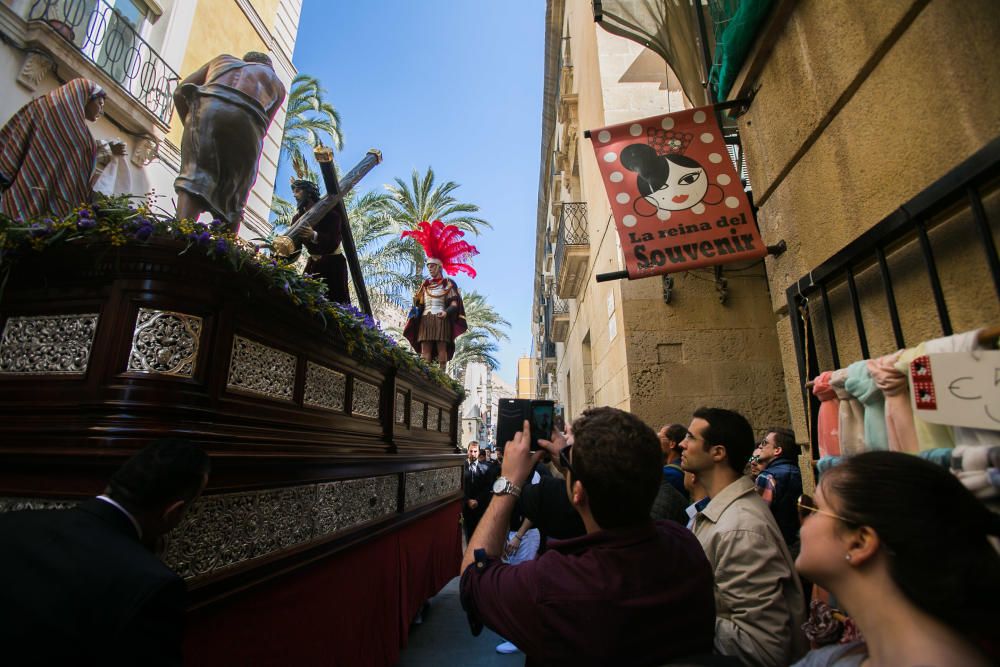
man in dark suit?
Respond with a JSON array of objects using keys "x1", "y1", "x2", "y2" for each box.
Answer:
[
  {"x1": 463, "y1": 442, "x2": 498, "y2": 541},
  {"x1": 0, "y1": 439, "x2": 210, "y2": 666}
]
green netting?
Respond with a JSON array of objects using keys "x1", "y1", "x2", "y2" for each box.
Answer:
[{"x1": 708, "y1": 0, "x2": 774, "y2": 100}]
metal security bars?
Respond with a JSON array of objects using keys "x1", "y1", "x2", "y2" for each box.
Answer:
[
  {"x1": 786, "y1": 137, "x2": 1000, "y2": 457},
  {"x1": 29, "y1": 0, "x2": 180, "y2": 123}
]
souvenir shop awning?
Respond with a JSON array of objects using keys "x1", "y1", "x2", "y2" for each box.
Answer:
[{"x1": 593, "y1": 0, "x2": 710, "y2": 106}]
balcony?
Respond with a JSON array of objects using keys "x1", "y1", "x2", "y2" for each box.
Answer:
[
  {"x1": 26, "y1": 0, "x2": 180, "y2": 124},
  {"x1": 554, "y1": 202, "x2": 590, "y2": 298},
  {"x1": 550, "y1": 294, "x2": 569, "y2": 342}
]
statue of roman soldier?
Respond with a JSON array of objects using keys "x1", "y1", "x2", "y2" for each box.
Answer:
[{"x1": 402, "y1": 220, "x2": 478, "y2": 366}]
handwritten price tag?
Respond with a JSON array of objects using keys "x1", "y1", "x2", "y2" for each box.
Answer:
[{"x1": 911, "y1": 351, "x2": 1000, "y2": 431}]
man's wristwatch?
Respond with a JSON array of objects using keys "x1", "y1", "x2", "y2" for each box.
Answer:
[{"x1": 492, "y1": 476, "x2": 521, "y2": 498}]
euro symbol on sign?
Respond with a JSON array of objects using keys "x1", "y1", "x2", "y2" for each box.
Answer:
[{"x1": 948, "y1": 376, "x2": 981, "y2": 401}]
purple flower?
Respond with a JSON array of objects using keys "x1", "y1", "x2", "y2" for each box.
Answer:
[
  {"x1": 214, "y1": 238, "x2": 228, "y2": 254},
  {"x1": 29, "y1": 222, "x2": 49, "y2": 238},
  {"x1": 78, "y1": 209, "x2": 93, "y2": 219},
  {"x1": 196, "y1": 231, "x2": 211, "y2": 245},
  {"x1": 210, "y1": 218, "x2": 227, "y2": 232},
  {"x1": 281, "y1": 281, "x2": 291, "y2": 294},
  {"x1": 134, "y1": 223, "x2": 154, "y2": 241},
  {"x1": 77, "y1": 217, "x2": 96, "y2": 230}
]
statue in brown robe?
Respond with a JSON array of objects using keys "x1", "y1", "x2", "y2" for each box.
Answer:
[{"x1": 173, "y1": 52, "x2": 285, "y2": 232}]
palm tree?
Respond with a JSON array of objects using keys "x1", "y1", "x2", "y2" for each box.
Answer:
[
  {"x1": 385, "y1": 168, "x2": 491, "y2": 273},
  {"x1": 344, "y1": 189, "x2": 419, "y2": 313},
  {"x1": 268, "y1": 193, "x2": 296, "y2": 235},
  {"x1": 461, "y1": 291, "x2": 511, "y2": 344},
  {"x1": 280, "y1": 74, "x2": 344, "y2": 178},
  {"x1": 446, "y1": 290, "x2": 510, "y2": 379},
  {"x1": 448, "y1": 331, "x2": 500, "y2": 381}
]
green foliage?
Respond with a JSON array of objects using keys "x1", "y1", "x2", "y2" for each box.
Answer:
[
  {"x1": 385, "y1": 167, "x2": 492, "y2": 274},
  {"x1": 280, "y1": 74, "x2": 344, "y2": 178},
  {"x1": 0, "y1": 195, "x2": 461, "y2": 394},
  {"x1": 344, "y1": 189, "x2": 420, "y2": 312}
]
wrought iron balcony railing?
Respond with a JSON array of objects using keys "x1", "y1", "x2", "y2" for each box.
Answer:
[
  {"x1": 554, "y1": 202, "x2": 589, "y2": 282},
  {"x1": 29, "y1": 0, "x2": 180, "y2": 124},
  {"x1": 559, "y1": 202, "x2": 589, "y2": 244},
  {"x1": 551, "y1": 294, "x2": 568, "y2": 315}
]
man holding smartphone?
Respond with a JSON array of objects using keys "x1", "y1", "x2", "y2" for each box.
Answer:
[{"x1": 459, "y1": 407, "x2": 716, "y2": 665}]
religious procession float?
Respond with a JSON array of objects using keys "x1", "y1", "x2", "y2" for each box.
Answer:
[{"x1": 0, "y1": 65, "x2": 476, "y2": 665}]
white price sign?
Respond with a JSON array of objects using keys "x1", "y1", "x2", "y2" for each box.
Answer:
[{"x1": 910, "y1": 351, "x2": 1000, "y2": 431}]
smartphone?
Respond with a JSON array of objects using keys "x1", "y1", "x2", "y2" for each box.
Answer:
[{"x1": 496, "y1": 398, "x2": 555, "y2": 452}]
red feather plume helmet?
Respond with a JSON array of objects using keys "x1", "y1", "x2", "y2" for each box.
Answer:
[{"x1": 402, "y1": 220, "x2": 479, "y2": 278}]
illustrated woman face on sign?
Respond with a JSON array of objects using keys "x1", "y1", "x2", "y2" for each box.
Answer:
[{"x1": 621, "y1": 143, "x2": 723, "y2": 216}]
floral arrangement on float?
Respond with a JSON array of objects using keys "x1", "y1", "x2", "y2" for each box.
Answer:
[{"x1": 0, "y1": 195, "x2": 462, "y2": 395}]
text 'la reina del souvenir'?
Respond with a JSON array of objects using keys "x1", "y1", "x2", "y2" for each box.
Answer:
[{"x1": 589, "y1": 106, "x2": 766, "y2": 278}]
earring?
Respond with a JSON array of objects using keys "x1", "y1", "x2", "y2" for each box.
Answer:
[{"x1": 845, "y1": 554, "x2": 852, "y2": 562}]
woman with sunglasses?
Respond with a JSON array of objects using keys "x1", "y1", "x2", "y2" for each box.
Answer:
[{"x1": 793, "y1": 451, "x2": 1000, "y2": 666}]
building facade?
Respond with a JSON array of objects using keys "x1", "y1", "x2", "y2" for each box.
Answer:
[
  {"x1": 532, "y1": 0, "x2": 789, "y2": 435},
  {"x1": 533, "y1": 0, "x2": 999, "y2": 451},
  {"x1": 458, "y1": 361, "x2": 515, "y2": 448},
  {"x1": 515, "y1": 354, "x2": 536, "y2": 400},
  {"x1": 0, "y1": 0, "x2": 301, "y2": 239},
  {"x1": 728, "y1": 0, "x2": 1000, "y2": 442}
]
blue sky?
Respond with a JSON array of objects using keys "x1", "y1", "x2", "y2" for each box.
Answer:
[{"x1": 279, "y1": 1, "x2": 545, "y2": 384}]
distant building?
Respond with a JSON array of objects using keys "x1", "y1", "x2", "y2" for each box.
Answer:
[
  {"x1": 461, "y1": 403, "x2": 482, "y2": 448},
  {"x1": 515, "y1": 355, "x2": 535, "y2": 399},
  {"x1": 0, "y1": 0, "x2": 302, "y2": 240},
  {"x1": 460, "y1": 362, "x2": 515, "y2": 447}
]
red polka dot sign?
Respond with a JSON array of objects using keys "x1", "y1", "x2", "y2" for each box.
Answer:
[{"x1": 589, "y1": 106, "x2": 766, "y2": 278}]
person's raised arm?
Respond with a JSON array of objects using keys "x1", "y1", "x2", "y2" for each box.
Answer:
[{"x1": 173, "y1": 62, "x2": 211, "y2": 123}]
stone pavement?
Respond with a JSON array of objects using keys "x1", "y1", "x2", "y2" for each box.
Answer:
[{"x1": 396, "y1": 576, "x2": 525, "y2": 666}]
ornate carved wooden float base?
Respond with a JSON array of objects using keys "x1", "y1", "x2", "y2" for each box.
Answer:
[{"x1": 0, "y1": 242, "x2": 464, "y2": 664}]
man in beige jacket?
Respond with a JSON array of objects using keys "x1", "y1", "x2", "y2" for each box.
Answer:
[{"x1": 681, "y1": 407, "x2": 807, "y2": 667}]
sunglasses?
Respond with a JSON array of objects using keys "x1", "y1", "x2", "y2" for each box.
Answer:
[
  {"x1": 558, "y1": 444, "x2": 574, "y2": 476},
  {"x1": 797, "y1": 494, "x2": 854, "y2": 525}
]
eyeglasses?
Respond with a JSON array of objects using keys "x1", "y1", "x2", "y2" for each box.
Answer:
[
  {"x1": 558, "y1": 445, "x2": 574, "y2": 476},
  {"x1": 797, "y1": 494, "x2": 854, "y2": 525}
]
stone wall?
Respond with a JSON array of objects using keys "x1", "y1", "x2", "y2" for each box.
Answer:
[{"x1": 737, "y1": 0, "x2": 1000, "y2": 438}]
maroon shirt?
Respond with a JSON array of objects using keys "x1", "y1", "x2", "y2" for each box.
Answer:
[{"x1": 460, "y1": 520, "x2": 715, "y2": 666}]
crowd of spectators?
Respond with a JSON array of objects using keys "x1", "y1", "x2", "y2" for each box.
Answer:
[{"x1": 460, "y1": 405, "x2": 1000, "y2": 667}]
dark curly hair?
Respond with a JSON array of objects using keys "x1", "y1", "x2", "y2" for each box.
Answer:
[{"x1": 570, "y1": 407, "x2": 662, "y2": 529}]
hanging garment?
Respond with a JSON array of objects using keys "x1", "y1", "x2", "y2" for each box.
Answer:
[
  {"x1": 894, "y1": 343, "x2": 955, "y2": 451},
  {"x1": 830, "y1": 368, "x2": 866, "y2": 456},
  {"x1": 816, "y1": 456, "x2": 844, "y2": 478},
  {"x1": 950, "y1": 444, "x2": 1000, "y2": 500},
  {"x1": 917, "y1": 448, "x2": 954, "y2": 468},
  {"x1": 868, "y1": 351, "x2": 919, "y2": 454},
  {"x1": 845, "y1": 360, "x2": 889, "y2": 451},
  {"x1": 923, "y1": 329, "x2": 1000, "y2": 448},
  {"x1": 811, "y1": 371, "x2": 841, "y2": 457}
]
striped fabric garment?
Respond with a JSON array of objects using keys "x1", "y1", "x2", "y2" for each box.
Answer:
[{"x1": 0, "y1": 79, "x2": 101, "y2": 220}]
